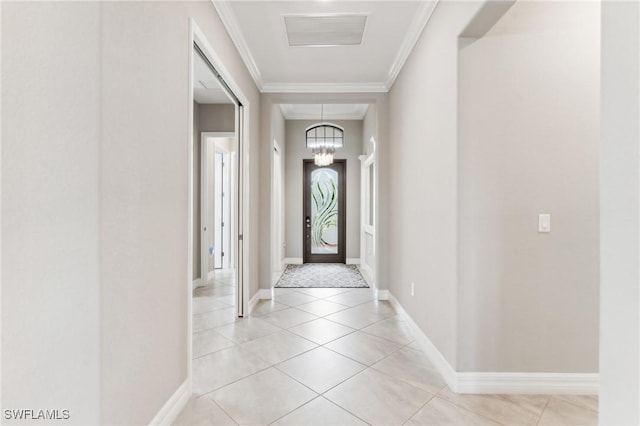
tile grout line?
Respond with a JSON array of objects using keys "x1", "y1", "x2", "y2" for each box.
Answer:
[{"x1": 535, "y1": 395, "x2": 553, "y2": 425}]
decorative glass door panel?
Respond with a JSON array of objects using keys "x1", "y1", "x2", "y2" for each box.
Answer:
[
  {"x1": 311, "y1": 168, "x2": 338, "y2": 254},
  {"x1": 303, "y1": 160, "x2": 346, "y2": 263}
]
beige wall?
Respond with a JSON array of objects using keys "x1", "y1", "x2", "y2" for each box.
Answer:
[
  {"x1": 457, "y1": 1, "x2": 600, "y2": 372},
  {"x1": 388, "y1": 1, "x2": 483, "y2": 367},
  {"x1": 362, "y1": 104, "x2": 377, "y2": 157},
  {"x1": 99, "y1": 2, "x2": 260, "y2": 424},
  {"x1": 600, "y1": 1, "x2": 640, "y2": 423},
  {"x1": 1, "y1": 3, "x2": 102, "y2": 423},
  {"x1": 192, "y1": 102, "x2": 235, "y2": 280},
  {"x1": 284, "y1": 120, "x2": 362, "y2": 261},
  {"x1": 199, "y1": 103, "x2": 235, "y2": 132}
]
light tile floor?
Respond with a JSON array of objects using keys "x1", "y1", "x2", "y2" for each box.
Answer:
[{"x1": 177, "y1": 272, "x2": 598, "y2": 425}]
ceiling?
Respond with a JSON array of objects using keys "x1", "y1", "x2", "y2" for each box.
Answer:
[
  {"x1": 194, "y1": 47, "x2": 234, "y2": 104},
  {"x1": 280, "y1": 104, "x2": 369, "y2": 120},
  {"x1": 213, "y1": 1, "x2": 438, "y2": 93}
]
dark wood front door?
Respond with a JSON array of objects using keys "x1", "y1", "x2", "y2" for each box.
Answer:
[{"x1": 303, "y1": 159, "x2": 346, "y2": 263}]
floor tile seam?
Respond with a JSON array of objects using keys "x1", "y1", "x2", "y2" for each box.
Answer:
[
  {"x1": 437, "y1": 395, "x2": 510, "y2": 426},
  {"x1": 264, "y1": 395, "x2": 374, "y2": 426},
  {"x1": 321, "y1": 374, "x2": 395, "y2": 426},
  {"x1": 551, "y1": 395, "x2": 599, "y2": 414},
  {"x1": 268, "y1": 363, "x2": 325, "y2": 396},
  {"x1": 367, "y1": 355, "x2": 429, "y2": 382},
  {"x1": 255, "y1": 343, "x2": 320, "y2": 367},
  {"x1": 292, "y1": 327, "x2": 359, "y2": 346},
  {"x1": 438, "y1": 391, "x2": 545, "y2": 426},
  {"x1": 193, "y1": 325, "x2": 237, "y2": 340},
  {"x1": 273, "y1": 355, "x2": 369, "y2": 397},
  {"x1": 369, "y1": 341, "x2": 448, "y2": 382},
  {"x1": 265, "y1": 395, "x2": 324, "y2": 426},
  {"x1": 205, "y1": 395, "x2": 240, "y2": 426},
  {"x1": 225, "y1": 328, "x2": 284, "y2": 345},
  {"x1": 265, "y1": 314, "x2": 324, "y2": 331},
  {"x1": 198, "y1": 363, "x2": 277, "y2": 401},
  {"x1": 192, "y1": 307, "x2": 237, "y2": 319},
  {"x1": 358, "y1": 328, "x2": 415, "y2": 347},
  {"x1": 534, "y1": 395, "x2": 553, "y2": 426},
  {"x1": 275, "y1": 328, "x2": 325, "y2": 348},
  {"x1": 321, "y1": 341, "x2": 393, "y2": 367},
  {"x1": 296, "y1": 307, "x2": 354, "y2": 318},
  {"x1": 365, "y1": 361, "x2": 444, "y2": 397},
  {"x1": 321, "y1": 310, "x2": 397, "y2": 331},
  {"x1": 400, "y1": 392, "x2": 437, "y2": 425},
  {"x1": 192, "y1": 342, "x2": 238, "y2": 361},
  {"x1": 317, "y1": 344, "x2": 371, "y2": 368},
  {"x1": 192, "y1": 304, "x2": 235, "y2": 315},
  {"x1": 193, "y1": 319, "x2": 239, "y2": 334}
]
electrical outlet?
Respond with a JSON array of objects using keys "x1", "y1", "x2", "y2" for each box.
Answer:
[{"x1": 411, "y1": 282, "x2": 415, "y2": 297}]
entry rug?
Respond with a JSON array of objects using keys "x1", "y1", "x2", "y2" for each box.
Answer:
[{"x1": 275, "y1": 263, "x2": 369, "y2": 288}]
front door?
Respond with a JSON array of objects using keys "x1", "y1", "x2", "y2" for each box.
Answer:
[{"x1": 303, "y1": 159, "x2": 346, "y2": 263}]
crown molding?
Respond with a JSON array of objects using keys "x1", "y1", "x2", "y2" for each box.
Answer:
[
  {"x1": 384, "y1": 0, "x2": 439, "y2": 91},
  {"x1": 212, "y1": 1, "x2": 264, "y2": 91},
  {"x1": 280, "y1": 104, "x2": 369, "y2": 120},
  {"x1": 261, "y1": 82, "x2": 388, "y2": 94}
]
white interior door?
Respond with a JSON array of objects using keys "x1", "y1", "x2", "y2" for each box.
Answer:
[{"x1": 201, "y1": 137, "x2": 215, "y2": 284}]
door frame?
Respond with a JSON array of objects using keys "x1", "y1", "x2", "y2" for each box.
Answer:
[
  {"x1": 303, "y1": 159, "x2": 347, "y2": 264},
  {"x1": 188, "y1": 19, "x2": 251, "y2": 393},
  {"x1": 272, "y1": 141, "x2": 284, "y2": 275},
  {"x1": 359, "y1": 146, "x2": 376, "y2": 287}
]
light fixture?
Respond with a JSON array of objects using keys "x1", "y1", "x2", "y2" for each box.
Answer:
[{"x1": 306, "y1": 105, "x2": 344, "y2": 167}]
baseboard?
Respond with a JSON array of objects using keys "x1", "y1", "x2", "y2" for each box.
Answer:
[
  {"x1": 376, "y1": 289, "x2": 389, "y2": 300},
  {"x1": 259, "y1": 289, "x2": 273, "y2": 300},
  {"x1": 284, "y1": 257, "x2": 302, "y2": 265},
  {"x1": 191, "y1": 278, "x2": 202, "y2": 290},
  {"x1": 346, "y1": 258, "x2": 360, "y2": 265},
  {"x1": 249, "y1": 291, "x2": 261, "y2": 313},
  {"x1": 148, "y1": 378, "x2": 191, "y2": 425},
  {"x1": 386, "y1": 292, "x2": 599, "y2": 395},
  {"x1": 387, "y1": 293, "x2": 457, "y2": 390},
  {"x1": 359, "y1": 263, "x2": 375, "y2": 288},
  {"x1": 456, "y1": 372, "x2": 599, "y2": 395}
]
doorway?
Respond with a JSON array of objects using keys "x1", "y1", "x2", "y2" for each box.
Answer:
[
  {"x1": 192, "y1": 36, "x2": 246, "y2": 319},
  {"x1": 303, "y1": 159, "x2": 346, "y2": 264}
]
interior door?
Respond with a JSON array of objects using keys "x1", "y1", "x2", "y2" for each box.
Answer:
[{"x1": 303, "y1": 159, "x2": 346, "y2": 263}]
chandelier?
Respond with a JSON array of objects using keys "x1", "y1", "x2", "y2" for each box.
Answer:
[{"x1": 305, "y1": 105, "x2": 344, "y2": 167}]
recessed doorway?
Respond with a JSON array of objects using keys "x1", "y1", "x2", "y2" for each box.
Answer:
[{"x1": 303, "y1": 159, "x2": 346, "y2": 264}]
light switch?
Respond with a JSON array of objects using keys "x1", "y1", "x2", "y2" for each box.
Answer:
[{"x1": 538, "y1": 214, "x2": 551, "y2": 233}]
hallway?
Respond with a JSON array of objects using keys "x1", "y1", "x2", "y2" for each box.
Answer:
[{"x1": 179, "y1": 283, "x2": 598, "y2": 425}]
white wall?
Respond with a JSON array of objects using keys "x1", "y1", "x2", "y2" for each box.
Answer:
[
  {"x1": 3, "y1": 2, "x2": 260, "y2": 424},
  {"x1": 457, "y1": 1, "x2": 600, "y2": 373},
  {"x1": 600, "y1": 1, "x2": 640, "y2": 423},
  {"x1": 388, "y1": 1, "x2": 483, "y2": 367},
  {"x1": 284, "y1": 120, "x2": 362, "y2": 261},
  {"x1": 100, "y1": 2, "x2": 260, "y2": 424},
  {"x1": 361, "y1": 105, "x2": 377, "y2": 277},
  {"x1": 1, "y1": 3, "x2": 102, "y2": 423}
]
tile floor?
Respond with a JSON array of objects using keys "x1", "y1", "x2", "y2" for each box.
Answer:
[{"x1": 176, "y1": 271, "x2": 598, "y2": 425}]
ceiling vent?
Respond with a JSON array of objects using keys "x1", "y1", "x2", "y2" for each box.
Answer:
[{"x1": 284, "y1": 14, "x2": 367, "y2": 47}]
